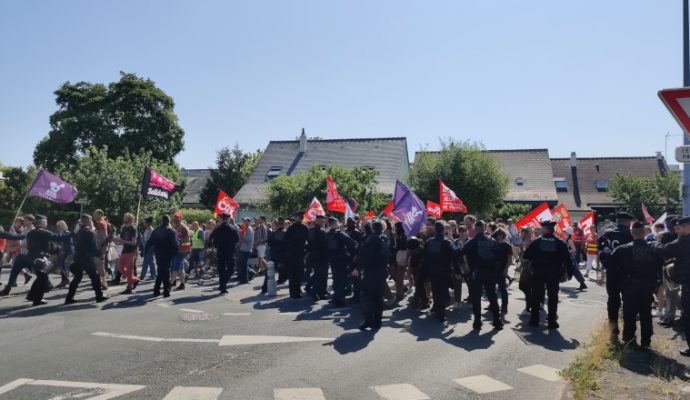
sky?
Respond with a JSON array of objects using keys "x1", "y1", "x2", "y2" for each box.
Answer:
[{"x1": 0, "y1": 1, "x2": 688, "y2": 169}]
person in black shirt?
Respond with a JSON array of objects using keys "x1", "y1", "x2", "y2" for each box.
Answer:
[
  {"x1": 326, "y1": 217, "x2": 357, "y2": 307},
  {"x1": 345, "y1": 217, "x2": 364, "y2": 303},
  {"x1": 423, "y1": 221, "x2": 456, "y2": 322},
  {"x1": 352, "y1": 220, "x2": 389, "y2": 331},
  {"x1": 284, "y1": 211, "x2": 309, "y2": 299},
  {"x1": 493, "y1": 229, "x2": 513, "y2": 314},
  {"x1": 306, "y1": 215, "x2": 329, "y2": 300},
  {"x1": 66, "y1": 214, "x2": 108, "y2": 304},
  {"x1": 209, "y1": 213, "x2": 240, "y2": 295},
  {"x1": 145, "y1": 215, "x2": 178, "y2": 298}
]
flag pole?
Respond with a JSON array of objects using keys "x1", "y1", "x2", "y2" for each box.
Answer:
[
  {"x1": 10, "y1": 193, "x2": 29, "y2": 232},
  {"x1": 135, "y1": 192, "x2": 143, "y2": 228}
]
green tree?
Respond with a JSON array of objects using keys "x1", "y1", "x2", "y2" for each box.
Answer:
[
  {"x1": 609, "y1": 172, "x2": 681, "y2": 219},
  {"x1": 0, "y1": 166, "x2": 38, "y2": 211},
  {"x1": 410, "y1": 139, "x2": 508, "y2": 217},
  {"x1": 63, "y1": 147, "x2": 184, "y2": 225},
  {"x1": 34, "y1": 72, "x2": 185, "y2": 171},
  {"x1": 266, "y1": 164, "x2": 388, "y2": 217},
  {"x1": 199, "y1": 144, "x2": 263, "y2": 209},
  {"x1": 494, "y1": 203, "x2": 533, "y2": 222}
]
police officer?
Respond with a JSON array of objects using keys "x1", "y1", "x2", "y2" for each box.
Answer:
[
  {"x1": 345, "y1": 217, "x2": 364, "y2": 302},
  {"x1": 609, "y1": 221, "x2": 663, "y2": 349},
  {"x1": 145, "y1": 215, "x2": 178, "y2": 298},
  {"x1": 352, "y1": 220, "x2": 389, "y2": 332},
  {"x1": 423, "y1": 221, "x2": 456, "y2": 322},
  {"x1": 463, "y1": 220, "x2": 503, "y2": 330},
  {"x1": 657, "y1": 216, "x2": 690, "y2": 356},
  {"x1": 24, "y1": 215, "x2": 64, "y2": 306},
  {"x1": 66, "y1": 214, "x2": 108, "y2": 304},
  {"x1": 524, "y1": 220, "x2": 572, "y2": 329},
  {"x1": 306, "y1": 215, "x2": 329, "y2": 300},
  {"x1": 598, "y1": 212, "x2": 634, "y2": 339},
  {"x1": 326, "y1": 217, "x2": 357, "y2": 307},
  {"x1": 284, "y1": 211, "x2": 309, "y2": 299},
  {"x1": 209, "y1": 213, "x2": 240, "y2": 295}
]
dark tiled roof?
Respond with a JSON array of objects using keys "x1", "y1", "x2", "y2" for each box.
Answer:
[
  {"x1": 234, "y1": 137, "x2": 410, "y2": 204},
  {"x1": 414, "y1": 148, "x2": 558, "y2": 203},
  {"x1": 550, "y1": 156, "x2": 669, "y2": 212},
  {"x1": 181, "y1": 169, "x2": 212, "y2": 205}
]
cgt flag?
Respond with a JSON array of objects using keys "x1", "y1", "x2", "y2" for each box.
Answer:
[
  {"x1": 579, "y1": 211, "x2": 595, "y2": 239},
  {"x1": 515, "y1": 202, "x2": 553, "y2": 230},
  {"x1": 141, "y1": 167, "x2": 181, "y2": 199},
  {"x1": 439, "y1": 179, "x2": 468, "y2": 213},
  {"x1": 326, "y1": 175, "x2": 347, "y2": 213},
  {"x1": 391, "y1": 180, "x2": 426, "y2": 236},
  {"x1": 28, "y1": 170, "x2": 78, "y2": 204},
  {"x1": 551, "y1": 203, "x2": 572, "y2": 238},
  {"x1": 641, "y1": 203, "x2": 655, "y2": 224},
  {"x1": 304, "y1": 197, "x2": 326, "y2": 222},
  {"x1": 426, "y1": 200, "x2": 442, "y2": 219},
  {"x1": 214, "y1": 190, "x2": 239, "y2": 218}
]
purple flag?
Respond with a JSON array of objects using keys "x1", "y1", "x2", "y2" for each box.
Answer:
[
  {"x1": 28, "y1": 170, "x2": 78, "y2": 204},
  {"x1": 391, "y1": 180, "x2": 426, "y2": 236}
]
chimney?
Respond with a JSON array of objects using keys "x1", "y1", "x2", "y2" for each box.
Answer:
[
  {"x1": 570, "y1": 152, "x2": 577, "y2": 168},
  {"x1": 299, "y1": 128, "x2": 307, "y2": 153},
  {"x1": 656, "y1": 151, "x2": 663, "y2": 160}
]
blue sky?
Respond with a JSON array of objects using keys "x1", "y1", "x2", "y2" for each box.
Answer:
[{"x1": 0, "y1": 1, "x2": 687, "y2": 169}]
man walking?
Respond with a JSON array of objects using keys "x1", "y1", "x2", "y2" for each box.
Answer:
[
  {"x1": 325, "y1": 217, "x2": 357, "y2": 307},
  {"x1": 146, "y1": 215, "x2": 178, "y2": 298},
  {"x1": 423, "y1": 221, "x2": 456, "y2": 322},
  {"x1": 237, "y1": 218, "x2": 254, "y2": 284},
  {"x1": 307, "y1": 215, "x2": 329, "y2": 300},
  {"x1": 209, "y1": 213, "x2": 239, "y2": 295},
  {"x1": 352, "y1": 220, "x2": 389, "y2": 332},
  {"x1": 284, "y1": 211, "x2": 308, "y2": 299},
  {"x1": 66, "y1": 214, "x2": 108, "y2": 304}
]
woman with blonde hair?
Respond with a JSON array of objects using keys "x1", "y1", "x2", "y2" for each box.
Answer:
[{"x1": 114, "y1": 213, "x2": 139, "y2": 294}]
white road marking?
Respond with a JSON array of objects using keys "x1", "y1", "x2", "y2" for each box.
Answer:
[
  {"x1": 156, "y1": 303, "x2": 172, "y2": 308},
  {"x1": 179, "y1": 308, "x2": 204, "y2": 313},
  {"x1": 273, "y1": 387, "x2": 326, "y2": 400},
  {"x1": 278, "y1": 312, "x2": 302, "y2": 316},
  {"x1": 218, "y1": 335, "x2": 334, "y2": 346},
  {"x1": 162, "y1": 386, "x2": 223, "y2": 400},
  {"x1": 0, "y1": 379, "x2": 35, "y2": 396},
  {"x1": 371, "y1": 383, "x2": 430, "y2": 400},
  {"x1": 454, "y1": 375, "x2": 513, "y2": 394},
  {"x1": 517, "y1": 364, "x2": 561, "y2": 382},
  {"x1": 0, "y1": 379, "x2": 146, "y2": 400},
  {"x1": 223, "y1": 312, "x2": 251, "y2": 316},
  {"x1": 92, "y1": 332, "x2": 219, "y2": 344}
]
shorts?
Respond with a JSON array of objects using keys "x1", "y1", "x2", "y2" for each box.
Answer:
[
  {"x1": 256, "y1": 244, "x2": 267, "y2": 259},
  {"x1": 172, "y1": 253, "x2": 189, "y2": 272}
]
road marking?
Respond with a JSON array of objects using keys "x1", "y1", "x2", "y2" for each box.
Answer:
[
  {"x1": 371, "y1": 383, "x2": 430, "y2": 400},
  {"x1": 273, "y1": 388, "x2": 326, "y2": 400},
  {"x1": 92, "y1": 332, "x2": 220, "y2": 344},
  {"x1": 218, "y1": 335, "x2": 334, "y2": 346},
  {"x1": 517, "y1": 364, "x2": 561, "y2": 382},
  {"x1": 179, "y1": 308, "x2": 204, "y2": 313},
  {"x1": 278, "y1": 312, "x2": 302, "y2": 316},
  {"x1": 223, "y1": 312, "x2": 251, "y2": 316},
  {"x1": 162, "y1": 386, "x2": 223, "y2": 400},
  {"x1": 454, "y1": 375, "x2": 513, "y2": 394},
  {"x1": 0, "y1": 379, "x2": 35, "y2": 396},
  {"x1": 157, "y1": 303, "x2": 172, "y2": 308},
  {"x1": 0, "y1": 379, "x2": 146, "y2": 400}
]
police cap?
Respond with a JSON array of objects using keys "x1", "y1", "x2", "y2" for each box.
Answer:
[
  {"x1": 616, "y1": 211, "x2": 634, "y2": 221},
  {"x1": 540, "y1": 220, "x2": 557, "y2": 227},
  {"x1": 328, "y1": 217, "x2": 338, "y2": 224},
  {"x1": 35, "y1": 214, "x2": 47, "y2": 221},
  {"x1": 293, "y1": 211, "x2": 305, "y2": 218},
  {"x1": 678, "y1": 216, "x2": 690, "y2": 226},
  {"x1": 315, "y1": 215, "x2": 327, "y2": 221}
]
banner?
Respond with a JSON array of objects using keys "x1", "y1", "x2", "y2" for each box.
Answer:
[
  {"x1": 426, "y1": 200, "x2": 442, "y2": 219},
  {"x1": 515, "y1": 202, "x2": 553, "y2": 230},
  {"x1": 579, "y1": 212, "x2": 595, "y2": 239},
  {"x1": 345, "y1": 202, "x2": 356, "y2": 221},
  {"x1": 391, "y1": 180, "x2": 426, "y2": 236},
  {"x1": 141, "y1": 167, "x2": 181, "y2": 199},
  {"x1": 304, "y1": 197, "x2": 326, "y2": 222},
  {"x1": 653, "y1": 212, "x2": 667, "y2": 227},
  {"x1": 28, "y1": 170, "x2": 78, "y2": 204},
  {"x1": 439, "y1": 179, "x2": 468, "y2": 213},
  {"x1": 214, "y1": 190, "x2": 239, "y2": 218},
  {"x1": 641, "y1": 203, "x2": 655, "y2": 224},
  {"x1": 551, "y1": 203, "x2": 572, "y2": 238},
  {"x1": 326, "y1": 175, "x2": 347, "y2": 213},
  {"x1": 365, "y1": 210, "x2": 375, "y2": 219}
]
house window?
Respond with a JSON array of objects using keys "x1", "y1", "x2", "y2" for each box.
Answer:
[
  {"x1": 265, "y1": 166, "x2": 282, "y2": 181},
  {"x1": 554, "y1": 179, "x2": 568, "y2": 192},
  {"x1": 515, "y1": 177, "x2": 525, "y2": 186},
  {"x1": 595, "y1": 180, "x2": 609, "y2": 192}
]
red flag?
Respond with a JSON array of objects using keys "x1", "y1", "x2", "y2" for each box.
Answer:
[
  {"x1": 551, "y1": 203, "x2": 573, "y2": 238},
  {"x1": 515, "y1": 202, "x2": 553, "y2": 230},
  {"x1": 641, "y1": 203, "x2": 655, "y2": 224},
  {"x1": 426, "y1": 200, "x2": 442, "y2": 219},
  {"x1": 382, "y1": 200, "x2": 399, "y2": 222},
  {"x1": 214, "y1": 190, "x2": 239, "y2": 218},
  {"x1": 579, "y1": 211, "x2": 595, "y2": 239},
  {"x1": 366, "y1": 210, "x2": 375, "y2": 219},
  {"x1": 304, "y1": 197, "x2": 326, "y2": 222},
  {"x1": 439, "y1": 179, "x2": 468, "y2": 213},
  {"x1": 326, "y1": 175, "x2": 347, "y2": 213}
]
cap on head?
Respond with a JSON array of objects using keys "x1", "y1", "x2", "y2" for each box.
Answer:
[
  {"x1": 540, "y1": 220, "x2": 557, "y2": 228},
  {"x1": 565, "y1": 227, "x2": 573, "y2": 235},
  {"x1": 677, "y1": 216, "x2": 690, "y2": 226},
  {"x1": 315, "y1": 215, "x2": 327, "y2": 221},
  {"x1": 474, "y1": 220, "x2": 486, "y2": 228},
  {"x1": 293, "y1": 211, "x2": 305, "y2": 219},
  {"x1": 328, "y1": 216, "x2": 338, "y2": 224}
]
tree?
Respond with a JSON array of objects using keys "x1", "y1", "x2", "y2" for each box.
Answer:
[
  {"x1": 609, "y1": 172, "x2": 681, "y2": 219},
  {"x1": 0, "y1": 166, "x2": 38, "y2": 211},
  {"x1": 266, "y1": 164, "x2": 388, "y2": 218},
  {"x1": 410, "y1": 139, "x2": 508, "y2": 217},
  {"x1": 199, "y1": 145, "x2": 263, "y2": 209},
  {"x1": 62, "y1": 147, "x2": 184, "y2": 225},
  {"x1": 34, "y1": 72, "x2": 185, "y2": 171},
  {"x1": 494, "y1": 203, "x2": 533, "y2": 222}
]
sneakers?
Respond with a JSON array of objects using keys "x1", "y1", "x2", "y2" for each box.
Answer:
[{"x1": 578, "y1": 282, "x2": 587, "y2": 291}]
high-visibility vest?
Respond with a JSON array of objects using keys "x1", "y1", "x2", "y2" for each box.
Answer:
[{"x1": 192, "y1": 229, "x2": 205, "y2": 249}]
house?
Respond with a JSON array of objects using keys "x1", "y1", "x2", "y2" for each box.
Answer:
[{"x1": 181, "y1": 168, "x2": 212, "y2": 208}]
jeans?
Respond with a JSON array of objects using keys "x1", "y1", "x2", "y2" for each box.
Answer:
[
  {"x1": 570, "y1": 254, "x2": 585, "y2": 284},
  {"x1": 238, "y1": 251, "x2": 251, "y2": 283},
  {"x1": 140, "y1": 249, "x2": 157, "y2": 279}
]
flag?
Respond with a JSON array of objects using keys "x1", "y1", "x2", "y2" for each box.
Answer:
[
  {"x1": 653, "y1": 212, "x2": 667, "y2": 227},
  {"x1": 426, "y1": 200, "x2": 442, "y2": 219},
  {"x1": 391, "y1": 180, "x2": 426, "y2": 236},
  {"x1": 551, "y1": 204, "x2": 572, "y2": 238},
  {"x1": 366, "y1": 210, "x2": 375, "y2": 219},
  {"x1": 141, "y1": 167, "x2": 181, "y2": 199},
  {"x1": 304, "y1": 197, "x2": 326, "y2": 222},
  {"x1": 439, "y1": 179, "x2": 468, "y2": 213},
  {"x1": 641, "y1": 203, "x2": 655, "y2": 224},
  {"x1": 28, "y1": 170, "x2": 78, "y2": 204},
  {"x1": 345, "y1": 201, "x2": 356, "y2": 221},
  {"x1": 383, "y1": 200, "x2": 394, "y2": 217},
  {"x1": 214, "y1": 190, "x2": 239, "y2": 218},
  {"x1": 326, "y1": 175, "x2": 347, "y2": 213},
  {"x1": 515, "y1": 202, "x2": 553, "y2": 230},
  {"x1": 579, "y1": 212, "x2": 595, "y2": 239}
]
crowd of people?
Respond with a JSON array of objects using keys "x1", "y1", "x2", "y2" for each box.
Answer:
[{"x1": 0, "y1": 208, "x2": 689, "y2": 354}]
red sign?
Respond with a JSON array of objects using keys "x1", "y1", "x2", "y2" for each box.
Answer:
[
  {"x1": 382, "y1": 200, "x2": 399, "y2": 222},
  {"x1": 439, "y1": 179, "x2": 468, "y2": 213},
  {"x1": 304, "y1": 197, "x2": 326, "y2": 222},
  {"x1": 365, "y1": 210, "x2": 375, "y2": 219},
  {"x1": 326, "y1": 175, "x2": 347, "y2": 213},
  {"x1": 214, "y1": 190, "x2": 239, "y2": 218},
  {"x1": 515, "y1": 202, "x2": 553, "y2": 230},
  {"x1": 551, "y1": 203, "x2": 572, "y2": 238},
  {"x1": 579, "y1": 212, "x2": 595, "y2": 239},
  {"x1": 659, "y1": 87, "x2": 690, "y2": 139},
  {"x1": 426, "y1": 200, "x2": 442, "y2": 219}
]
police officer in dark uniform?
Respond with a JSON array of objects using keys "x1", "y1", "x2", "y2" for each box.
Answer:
[
  {"x1": 145, "y1": 215, "x2": 178, "y2": 298},
  {"x1": 408, "y1": 236, "x2": 427, "y2": 309},
  {"x1": 463, "y1": 220, "x2": 503, "y2": 330},
  {"x1": 66, "y1": 214, "x2": 108, "y2": 304},
  {"x1": 284, "y1": 211, "x2": 309, "y2": 299},
  {"x1": 266, "y1": 217, "x2": 287, "y2": 289},
  {"x1": 345, "y1": 217, "x2": 363, "y2": 302},
  {"x1": 609, "y1": 221, "x2": 664, "y2": 348},
  {"x1": 325, "y1": 217, "x2": 357, "y2": 307},
  {"x1": 306, "y1": 215, "x2": 329, "y2": 300},
  {"x1": 598, "y1": 212, "x2": 634, "y2": 339},
  {"x1": 423, "y1": 221, "x2": 456, "y2": 322},
  {"x1": 524, "y1": 220, "x2": 572, "y2": 329},
  {"x1": 209, "y1": 213, "x2": 240, "y2": 295},
  {"x1": 352, "y1": 220, "x2": 389, "y2": 332},
  {"x1": 658, "y1": 216, "x2": 690, "y2": 356},
  {"x1": 25, "y1": 215, "x2": 64, "y2": 306}
]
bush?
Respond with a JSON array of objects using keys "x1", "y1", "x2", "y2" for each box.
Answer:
[{"x1": 176, "y1": 208, "x2": 214, "y2": 224}]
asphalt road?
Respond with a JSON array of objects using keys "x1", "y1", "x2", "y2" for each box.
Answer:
[{"x1": 0, "y1": 269, "x2": 607, "y2": 400}]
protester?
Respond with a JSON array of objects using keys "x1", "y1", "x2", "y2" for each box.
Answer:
[
  {"x1": 114, "y1": 213, "x2": 139, "y2": 294},
  {"x1": 66, "y1": 214, "x2": 108, "y2": 304},
  {"x1": 584, "y1": 227, "x2": 598, "y2": 278},
  {"x1": 209, "y1": 213, "x2": 239, "y2": 295},
  {"x1": 189, "y1": 221, "x2": 205, "y2": 279},
  {"x1": 238, "y1": 217, "x2": 254, "y2": 284},
  {"x1": 564, "y1": 228, "x2": 587, "y2": 290},
  {"x1": 139, "y1": 216, "x2": 156, "y2": 281},
  {"x1": 171, "y1": 213, "x2": 190, "y2": 290}
]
